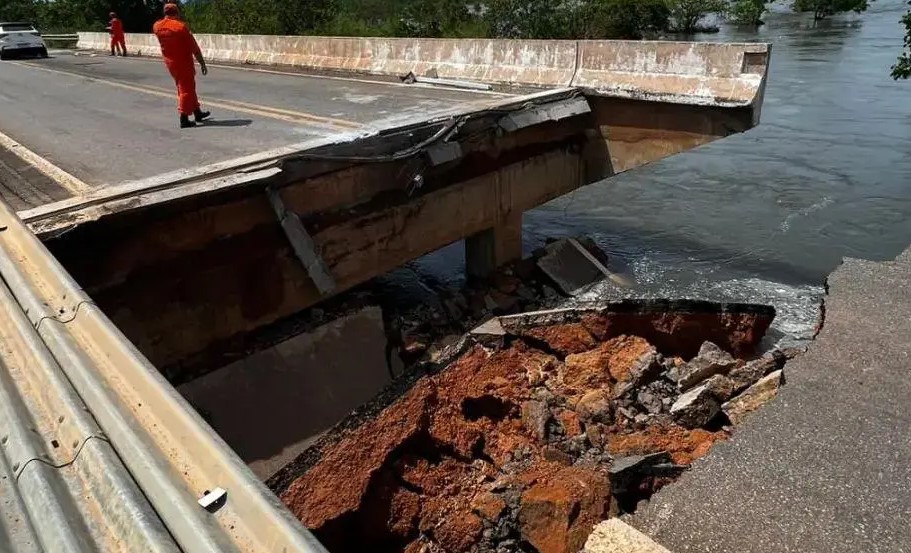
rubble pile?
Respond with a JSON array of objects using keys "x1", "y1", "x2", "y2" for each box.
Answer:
[
  {"x1": 390, "y1": 237, "x2": 619, "y2": 367},
  {"x1": 279, "y1": 310, "x2": 795, "y2": 553}
]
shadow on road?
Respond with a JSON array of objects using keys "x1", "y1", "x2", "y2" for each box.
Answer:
[{"x1": 200, "y1": 119, "x2": 253, "y2": 128}]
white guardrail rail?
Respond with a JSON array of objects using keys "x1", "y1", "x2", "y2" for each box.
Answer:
[
  {"x1": 41, "y1": 34, "x2": 78, "y2": 41},
  {"x1": 0, "y1": 197, "x2": 327, "y2": 551}
]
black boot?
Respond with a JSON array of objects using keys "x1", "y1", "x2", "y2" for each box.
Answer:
[
  {"x1": 180, "y1": 114, "x2": 196, "y2": 128},
  {"x1": 194, "y1": 109, "x2": 211, "y2": 122}
]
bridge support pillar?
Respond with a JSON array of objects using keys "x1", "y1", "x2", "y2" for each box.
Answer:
[{"x1": 465, "y1": 211, "x2": 523, "y2": 279}]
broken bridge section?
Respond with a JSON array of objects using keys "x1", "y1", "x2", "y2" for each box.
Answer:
[
  {"x1": 17, "y1": 39, "x2": 769, "y2": 384},
  {"x1": 274, "y1": 301, "x2": 792, "y2": 553}
]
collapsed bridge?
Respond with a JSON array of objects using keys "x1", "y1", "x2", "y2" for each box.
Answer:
[{"x1": 0, "y1": 34, "x2": 769, "y2": 553}]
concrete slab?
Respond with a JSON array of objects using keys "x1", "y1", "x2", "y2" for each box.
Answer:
[
  {"x1": 177, "y1": 306, "x2": 391, "y2": 480},
  {"x1": 0, "y1": 52, "x2": 509, "y2": 208},
  {"x1": 537, "y1": 238, "x2": 611, "y2": 295},
  {"x1": 629, "y1": 248, "x2": 911, "y2": 553},
  {"x1": 584, "y1": 519, "x2": 672, "y2": 553}
]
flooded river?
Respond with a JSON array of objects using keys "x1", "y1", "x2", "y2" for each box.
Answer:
[{"x1": 401, "y1": 0, "x2": 911, "y2": 344}]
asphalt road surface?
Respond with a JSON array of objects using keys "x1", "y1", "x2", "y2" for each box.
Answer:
[
  {"x1": 631, "y1": 249, "x2": 911, "y2": 553},
  {"x1": 0, "y1": 51, "x2": 511, "y2": 211}
]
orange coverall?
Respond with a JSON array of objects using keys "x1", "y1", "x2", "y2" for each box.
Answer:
[
  {"x1": 109, "y1": 18, "x2": 126, "y2": 54},
  {"x1": 152, "y1": 16, "x2": 202, "y2": 115}
]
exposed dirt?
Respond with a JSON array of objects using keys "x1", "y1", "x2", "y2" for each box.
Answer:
[
  {"x1": 279, "y1": 312, "x2": 782, "y2": 553},
  {"x1": 265, "y1": 238, "x2": 779, "y2": 553},
  {"x1": 607, "y1": 425, "x2": 726, "y2": 466}
]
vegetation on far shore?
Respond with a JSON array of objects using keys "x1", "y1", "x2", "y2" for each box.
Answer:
[{"x1": 0, "y1": 0, "x2": 874, "y2": 37}]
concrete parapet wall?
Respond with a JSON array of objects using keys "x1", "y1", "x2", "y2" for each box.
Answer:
[
  {"x1": 76, "y1": 33, "x2": 769, "y2": 108},
  {"x1": 571, "y1": 40, "x2": 769, "y2": 107},
  {"x1": 77, "y1": 33, "x2": 578, "y2": 87}
]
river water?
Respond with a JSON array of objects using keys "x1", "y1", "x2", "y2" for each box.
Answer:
[{"x1": 399, "y1": 0, "x2": 911, "y2": 344}]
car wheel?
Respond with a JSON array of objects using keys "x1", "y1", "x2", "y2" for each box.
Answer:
[
  {"x1": 39, "y1": 47, "x2": 49, "y2": 58},
  {"x1": 0, "y1": 51, "x2": 7, "y2": 61}
]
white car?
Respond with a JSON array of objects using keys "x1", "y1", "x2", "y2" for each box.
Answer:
[{"x1": 0, "y1": 22, "x2": 48, "y2": 60}]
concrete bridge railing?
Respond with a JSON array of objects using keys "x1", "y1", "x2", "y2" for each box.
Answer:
[{"x1": 76, "y1": 33, "x2": 769, "y2": 109}]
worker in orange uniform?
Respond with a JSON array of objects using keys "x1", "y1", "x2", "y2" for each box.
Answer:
[
  {"x1": 107, "y1": 12, "x2": 127, "y2": 56},
  {"x1": 152, "y1": 3, "x2": 211, "y2": 128}
]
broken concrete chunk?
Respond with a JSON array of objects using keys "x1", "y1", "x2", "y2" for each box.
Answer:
[
  {"x1": 670, "y1": 383, "x2": 721, "y2": 428},
  {"x1": 609, "y1": 451, "x2": 672, "y2": 477},
  {"x1": 697, "y1": 341, "x2": 736, "y2": 365},
  {"x1": 636, "y1": 389, "x2": 664, "y2": 415},
  {"x1": 617, "y1": 406, "x2": 638, "y2": 421},
  {"x1": 536, "y1": 238, "x2": 610, "y2": 296},
  {"x1": 583, "y1": 519, "x2": 672, "y2": 553},
  {"x1": 727, "y1": 351, "x2": 785, "y2": 393},
  {"x1": 615, "y1": 348, "x2": 661, "y2": 395},
  {"x1": 676, "y1": 341, "x2": 738, "y2": 391},
  {"x1": 471, "y1": 317, "x2": 506, "y2": 337},
  {"x1": 722, "y1": 369, "x2": 784, "y2": 425},
  {"x1": 703, "y1": 374, "x2": 735, "y2": 402}
]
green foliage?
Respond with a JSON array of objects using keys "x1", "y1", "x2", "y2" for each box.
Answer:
[
  {"x1": 0, "y1": 0, "x2": 729, "y2": 39},
  {"x1": 182, "y1": 0, "x2": 281, "y2": 34},
  {"x1": 0, "y1": 0, "x2": 42, "y2": 24},
  {"x1": 792, "y1": 0, "x2": 871, "y2": 20},
  {"x1": 483, "y1": 0, "x2": 567, "y2": 39},
  {"x1": 893, "y1": 1, "x2": 911, "y2": 79},
  {"x1": 182, "y1": 0, "x2": 335, "y2": 35},
  {"x1": 484, "y1": 0, "x2": 670, "y2": 40},
  {"x1": 1, "y1": 0, "x2": 164, "y2": 33},
  {"x1": 727, "y1": 0, "x2": 770, "y2": 25},
  {"x1": 667, "y1": 0, "x2": 727, "y2": 32},
  {"x1": 395, "y1": 0, "x2": 476, "y2": 37},
  {"x1": 587, "y1": 0, "x2": 672, "y2": 39}
]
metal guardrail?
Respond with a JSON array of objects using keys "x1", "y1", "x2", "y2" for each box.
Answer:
[
  {"x1": 0, "y1": 198, "x2": 327, "y2": 551},
  {"x1": 42, "y1": 34, "x2": 78, "y2": 41}
]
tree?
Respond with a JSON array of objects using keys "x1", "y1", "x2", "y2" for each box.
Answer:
[
  {"x1": 0, "y1": 0, "x2": 41, "y2": 24},
  {"x1": 893, "y1": 1, "x2": 911, "y2": 79},
  {"x1": 792, "y1": 0, "x2": 871, "y2": 21},
  {"x1": 727, "y1": 0, "x2": 771, "y2": 25},
  {"x1": 667, "y1": 0, "x2": 727, "y2": 33},
  {"x1": 396, "y1": 0, "x2": 476, "y2": 37},
  {"x1": 274, "y1": 0, "x2": 336, "y2": 35},
  {"x1": 484, "y1": 0, "x2": 670, "y2": 40},
  {"x1": 585, "y1": 0, "x2": 670, "y2": 39},
  {"x1": 484, "y1": 0, "x2": 568, "y2": 39}
]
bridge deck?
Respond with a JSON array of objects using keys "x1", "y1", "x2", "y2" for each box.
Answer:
[{"x1": 0, "y1": 52, "x2": 511, "y2": 210}]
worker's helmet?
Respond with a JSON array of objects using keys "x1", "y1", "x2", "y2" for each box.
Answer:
[{"x1": 109, "y1": 11, "x2": 117, "y2": 18}]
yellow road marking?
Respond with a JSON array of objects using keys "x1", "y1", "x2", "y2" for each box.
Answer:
[
  {"x1": 0, "y1": 128, "x2": 93, "y2": 197},
  {"x1": 13, "y1": 61, "x2": 363, "y2": 130}
]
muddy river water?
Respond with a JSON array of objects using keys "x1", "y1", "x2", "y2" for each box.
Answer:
[{"x1": 402, "y1": 0, "x2": 911, "y2": 344}]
